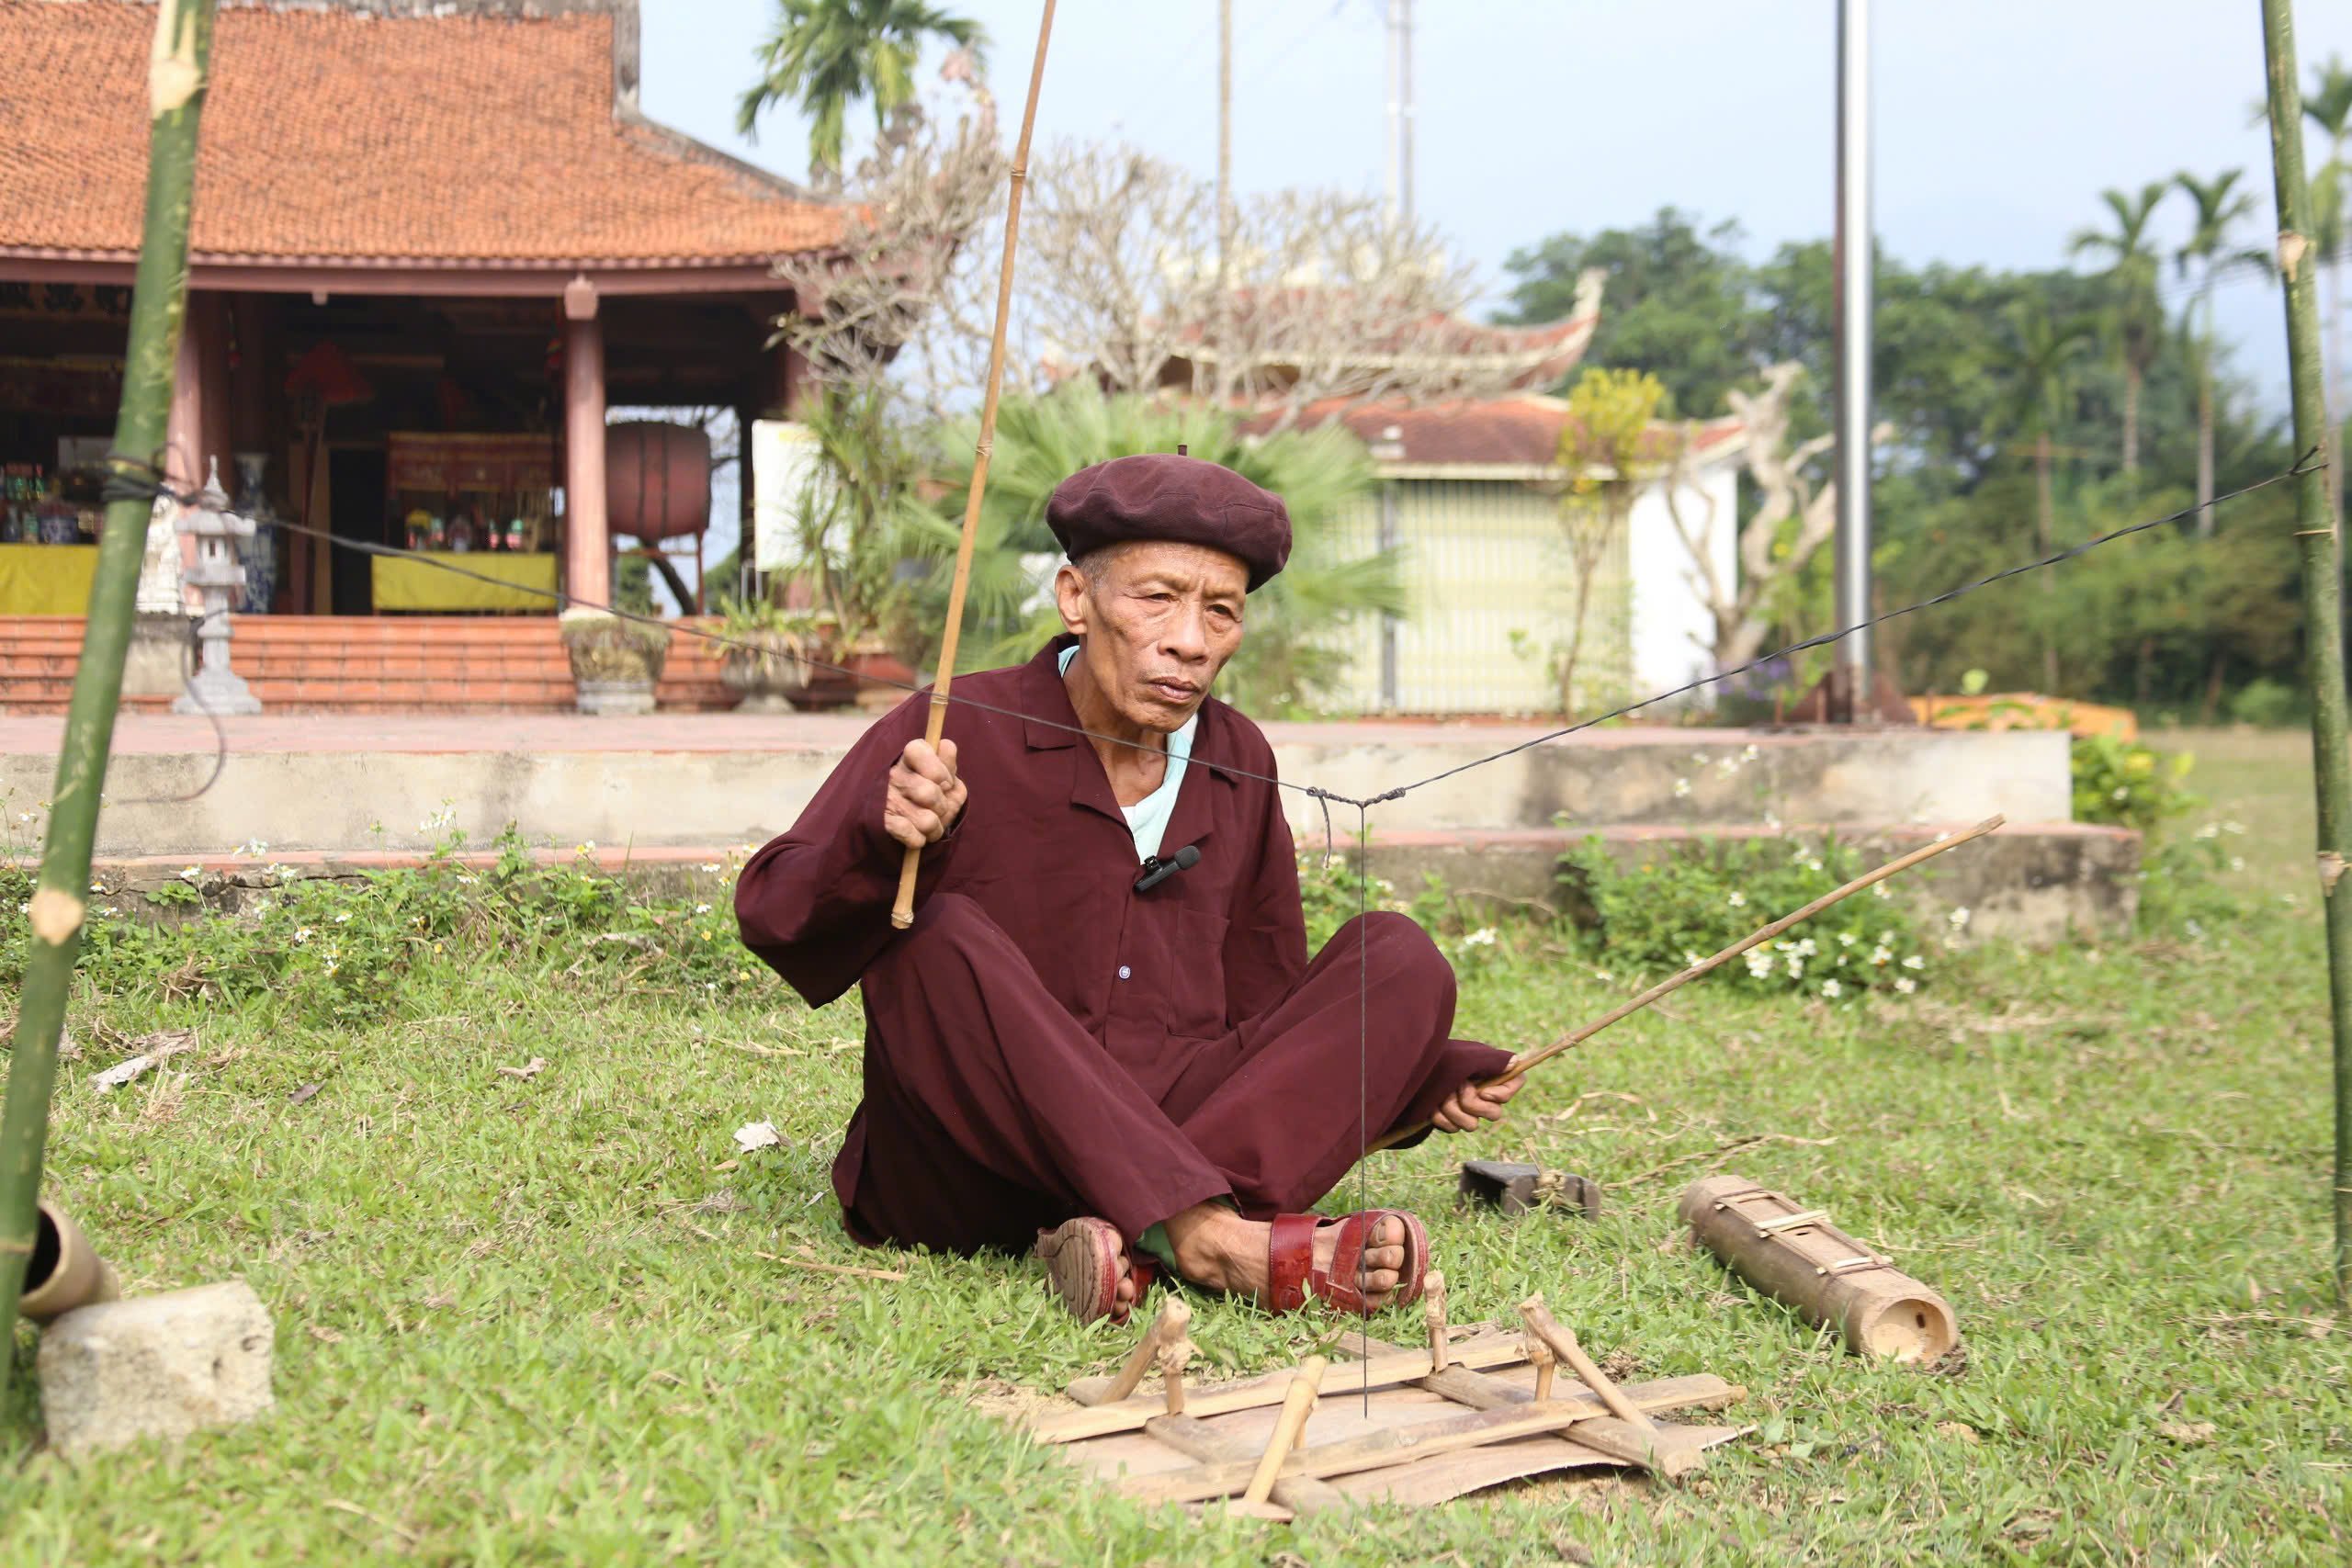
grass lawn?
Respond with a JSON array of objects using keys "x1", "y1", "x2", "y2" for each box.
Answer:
[{"x1": 2, "y1": 728, "x2": 2347, "y2": 1564}]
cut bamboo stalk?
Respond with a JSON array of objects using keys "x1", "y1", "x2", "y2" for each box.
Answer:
[
  {"x1": 1527, "y1": 1336, "x2": 1556, "y2": 1402},
  {"x1": 0, "y1": 0, "x2": 219, "y2": 1409},
  {"x1": 889, "y1": 0, "x2": 1059, "y2": 929},
  {"x1": 1136, "y1": 1413, "x2": 1349, "y2": 1517},
  {"x1": 1370, "y1": 815, "x2": 2005, "y2": 1152},
  {"x1": 2259, "y1": 0, "x2": 2352, "y2": 1315},
  {"x1": 1157, "y1": 1334, "x2": 1193, "y2": 1416},
  {"x1": 1098, "y1": 1297, "x2": 1190, "y2": 1405},
  {"x1": 1241, "y1": 1358, "x2": 1326, "y2": 1506},
  {"x1": 1680, "y1": 1175, "x2": 1958, "y2": 1361},
  {"x1": 1422, "y1": 1269, "x2": 1451, "y2": 1372},
  {"x1": 1045, "y1": 1328, "x2": 1529, "y2": 1440},
  {"x1": 1518, "y1": 1295, "x2": 1666, "y2": 1473},
  {"x1": 1358, "y1": 1332, "x2": 1705, "y2": 1482}
]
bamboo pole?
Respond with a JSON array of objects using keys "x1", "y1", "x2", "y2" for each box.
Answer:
[
  {"x1": 1370, "y1": 815, "x2": 2004, "y2": 1152},
  {"x1": 0, "y1": 0, "x2": 219, "y2": 1404},
  {"x1": 890, "y1": 0, "x2": 1057, "y2": 929},
  {"x1": 2259, "y1": 0, "x2": 2352, "y2": 1311}
]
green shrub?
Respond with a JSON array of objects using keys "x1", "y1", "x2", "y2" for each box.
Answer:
[
  {"x1": 2071, "y1": 733, "x2": 2200, "y2": 837},
  {"x1": 2227, "y1": 677, "x2": 2301, "y2": 729},
  {"x1": 1557, "y1": 835, "x2": 1938, "y2": 1001},
  {"x1": 2136, "y1": 824, "x2": 2248, "y2": 936}
]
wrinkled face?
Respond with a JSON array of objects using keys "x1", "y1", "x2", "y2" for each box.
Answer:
[{"x1": 1056, "y1": 540, "x2": 1249, "y2": 732}]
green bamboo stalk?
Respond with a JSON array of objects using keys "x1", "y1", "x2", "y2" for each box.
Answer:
[
  {"x1": 0, "y1": 0, "x2": 218, "y2": 1404},
  {"x1": 2259, "y1": 0, "x2": 2352, "y2": 1311}
]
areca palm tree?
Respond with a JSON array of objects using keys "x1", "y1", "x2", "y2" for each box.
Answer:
[
  {"x1": 2069, "y1": 181, "x2": 2169, "y2": 477},
  {"x1": 2173, "y1": 168, "x2": 2265, "y2": 525},
  {"x1": 2004, "y1": 303, "x2": 2092, "y2": 692},
  {"x1": 737, "y1": 0, "x2": 987, "y2": 186}
]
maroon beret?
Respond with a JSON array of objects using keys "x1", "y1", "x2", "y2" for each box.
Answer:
[{"x1": 1046, "y1": 454, "x2": 1292, "y2": 591}]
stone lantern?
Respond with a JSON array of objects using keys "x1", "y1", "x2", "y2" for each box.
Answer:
[{"x1": 171, "y1": 458, "x2": 262, "y2": 716}]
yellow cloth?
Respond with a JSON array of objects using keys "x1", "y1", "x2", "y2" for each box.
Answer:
[
  {"x1": 370, "y1": 552, "x2": 558, "y2": 613},
  {"x1": 0, "y1": 544, "x2": 100, "y2": 616}
]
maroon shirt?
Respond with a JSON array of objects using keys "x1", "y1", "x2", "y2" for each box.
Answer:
[{"x1": 735, "y1": 637, "x2": 1313, "y2": 1101}]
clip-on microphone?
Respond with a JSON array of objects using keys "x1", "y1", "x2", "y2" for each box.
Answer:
[{"x1": 1133, "y1": 843, "x2": 1200, "y2": 894}]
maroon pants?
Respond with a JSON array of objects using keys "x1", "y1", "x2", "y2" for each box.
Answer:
[{"x1": 833, "y1": 893, "x2": 1509, "y2": 1254}]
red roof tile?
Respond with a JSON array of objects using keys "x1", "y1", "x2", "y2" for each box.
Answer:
[
  {"x1": 0, "y1": 1, "x2": 843, "y2": 268},
  {"x1": 1250, "y1": 397, "x2": 1747, "y2": 471}
]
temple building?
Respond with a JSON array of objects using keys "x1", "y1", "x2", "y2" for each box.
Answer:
[{"x1": 0, "y1": 0, "x2": 838, "y2": 709}]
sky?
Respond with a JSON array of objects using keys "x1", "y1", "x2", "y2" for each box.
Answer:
[{"x1": 643, "y1": 0, "x2": 2352, "y2": 420}]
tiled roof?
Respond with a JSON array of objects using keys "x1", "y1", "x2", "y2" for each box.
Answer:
[
  {"x1": 1250, "y1": 397, "x2": 1748, "y2": 471},
  {"x1": 0, "y1": 1, "x2": 843, "y2": 268}
]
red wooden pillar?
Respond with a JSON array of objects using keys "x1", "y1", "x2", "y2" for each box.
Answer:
[{"x1": 562, "y1": 277, "x2": 610, "y2": 610}]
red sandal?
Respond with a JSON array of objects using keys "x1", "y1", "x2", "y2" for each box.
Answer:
[
  {"x1": 1035, "y1": 1216, "x2": 1158, "y2": 1326},
  {"x1": 1265, "y1": 1210, "x2": 1430, "y2": 1314}
]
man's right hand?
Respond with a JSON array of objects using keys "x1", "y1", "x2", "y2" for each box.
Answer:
[{"x1": 883, "y1": 738, "x2": 967, "y2": 850}]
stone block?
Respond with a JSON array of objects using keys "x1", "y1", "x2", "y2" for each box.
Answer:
[{"x1": 37, "y1": 1280, "x2": 275, "y2": 1456}]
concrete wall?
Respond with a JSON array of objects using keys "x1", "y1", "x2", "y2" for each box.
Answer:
[{"x1": 0, "y1": 726, "x2": 2071, "y2": 861}]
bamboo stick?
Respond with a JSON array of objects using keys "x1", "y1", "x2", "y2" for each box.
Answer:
[
  {"x1": 1042, "y1": 1328, "x2": 1531, "y2": 1442},
  {"x1": 890, "y1": 0, "x2": 1058, "y2": 929},
  {"x1": 1370, "y1": 814, "x2": 2004, "y2": 1151},
  {"x1": 0, "y1": 0, "x2": 218, "y2": 1411},
  {"x1": 1241, "y1": 1358, "x2": 1326, "y2": 1505},
  {"x1": 2259, "y1": 0, "x2": 2352, "y2": 1314},
  {"x1": 1518, "y1": 1297, "x2": 1660, "y2": 1439}
]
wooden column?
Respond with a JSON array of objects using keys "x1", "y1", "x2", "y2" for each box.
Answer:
[
  {"x1": 165, "y1": 297, "x2": 206, "y2": 491},
  {"x1": 562, "y1": 277, "x2": 610, "y2": 609}
]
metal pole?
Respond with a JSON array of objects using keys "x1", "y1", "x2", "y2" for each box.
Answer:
[
  {"x1": 1833, "y1": 0, "x2": 1873, "y2": 707},
  {"x1": 2258, "y1": 0, "x2": 2352, "y2": 1312},
  {"x1": 1398, "y1": 0, "x2": 1414, "y2": 224}
]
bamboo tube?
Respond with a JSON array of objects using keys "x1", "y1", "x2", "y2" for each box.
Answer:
[
  {"x1": 0, "y1": 0, "x2": 218, "y2": 1406},
  {"x1": 1681, "y1": 1175, "x2": 1957, "y2": 1361},
  {"x1": 16, "y1": 1201, "x2": 122, "y2": 1325},
  {"x1": 1371, "y1": 815, "x2": 2004, "y2": 1152},
  {"x1": 2258, "y1": 0, "x2": 2352, "y2": 1314},
  {"x1": 889, "y1": 0, "x2": 1059, "y2": 930},
  {"x1": 1241, "y1": 1358, "x2": 1327, "y2": 1506}
]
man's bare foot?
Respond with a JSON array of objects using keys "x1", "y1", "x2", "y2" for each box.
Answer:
[{"x1": 1160, "y1": 1203, "x2": 1411, "y2": 1309}]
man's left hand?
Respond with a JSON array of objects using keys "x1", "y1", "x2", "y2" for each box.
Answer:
[{"x1": 1430, "y1": 1074, "x2": 1521, "y2": 1133}]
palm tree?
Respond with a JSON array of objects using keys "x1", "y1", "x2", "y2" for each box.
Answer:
[
  {"x1": 922, "y1": 386, "x2": 1404, "y2": 715},
  {"x1": 2004, "y1": 303, "x2": 2092, "y2": 693},
  {"x1": 2069, "y1": 182, "x2": 2169, "y2": 477},
  {"x1": 736, "y1": 0, "x2": 987, "y2": 186},
  {"x1": 2173, "y1": 169, "x2": 2263, "y2": 527}
]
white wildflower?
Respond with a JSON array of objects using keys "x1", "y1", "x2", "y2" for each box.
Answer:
[
  {"x1": 1763, "y1": 813, "x2": 1784, "y2": 831},
  {"x1": 1870, "y1": 882, "x2": 1892, "y2": 900},
  {"x1": 1902, "y1": 954, "x2": 1925, "y2": 971},
  {"x1": 2110, "y1": 786, "x2": 2129, "y2": 803},
  {"x1": 576, "y1": 840, "x2": 596, "y2": 855},
  {"x1": 178, "y1": 865, "x2": 202, "y2": 884},
  {"x1": 1593, "y1": 969, "x2": 1612, "y2": 982},
  {"x1": 13, "y1": 901, "x2": 26, "y2": 916},
  {"x1": 1948, "y1": 908, "x2": 1972, "y2": 931},
  {"x1": 1741, "y1": 744, "x2": 1759, "y2": 761},
  {"x1": 2194, "y1": 823, "x2": 2221, "y2": 840},
  {"x1": 293, "y1": 927, "x2": 313, "y2": 945},
  {"x1": 1870, "y1": 946, "x2": 1893, "y2": 966},
  {"x1": 236, "y1": 838, "x2": 269, "y2": 856},
  {"x1": 96, "y1": 906, "x2": 118, "y2": 918},
  {"x1": 456, "y1": 874, "x2": 479, "y2": 886},
  {"x1": 2186, "y1": 918, "x2": 2206, "y2": 940},
  {"x1": 1462, "y1": 927, "x2": 1498, "y2": 948},
  {"x1": 1672, "y1": 778, "x2": 1692, "y2": 798},
  {"x1": 334, "y1": 911, "x2": 352, "y2": 924},
  {"x1": 1894, "y1": 976, "x2": 1917, "y2": 995},
  {"x1": 701, "y1": 863, "x2": 724, "y2": 874},
  {"x1": 1683, "y1": 950, "x2": 1702, "y2": 967},
  {"x1": 2222, "y1": 821, "x2": 2246, "y2": 837},
  {"x1": 1784, "y1": 954, "x2": 1804, "y2": 977},
  {"x1": 1820, "y1": 978, "x2": 1843, "y2": 999},
  {"x1": 1796, "y1": 938, "x2": 1818, "y2": 958},
  {"x1": 322, "y1": 951, "x2": 340, "y2": 977},
  {"x1": 2229, "y1": 856, "x2": 2245, "y2": 873},
  {"x1": 1838, "y1": 931, "x2": 1859, "y2": 948},
  {"x1": 88, "y1": 879, "x2": 105, "y2": 894},
  {"x1": 695, "y1": 903, "x2": 713, "y2": 916},
  {"x1": 1726, "y1": 891, "x2": 1747, "y2": 909}
]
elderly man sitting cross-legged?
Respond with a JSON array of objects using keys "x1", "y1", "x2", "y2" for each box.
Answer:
[{"x1": 736, "y1": 453, "x2": 1520, "y2": 1324}]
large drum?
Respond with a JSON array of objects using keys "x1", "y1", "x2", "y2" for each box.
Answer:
[{"x1": 605, "y1": 422, "x2": 711, "y2": 542}]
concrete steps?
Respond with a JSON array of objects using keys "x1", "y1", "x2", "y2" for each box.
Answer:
[{"x1": 0, "y1": 615, "x2": 731, "y2": 714}]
